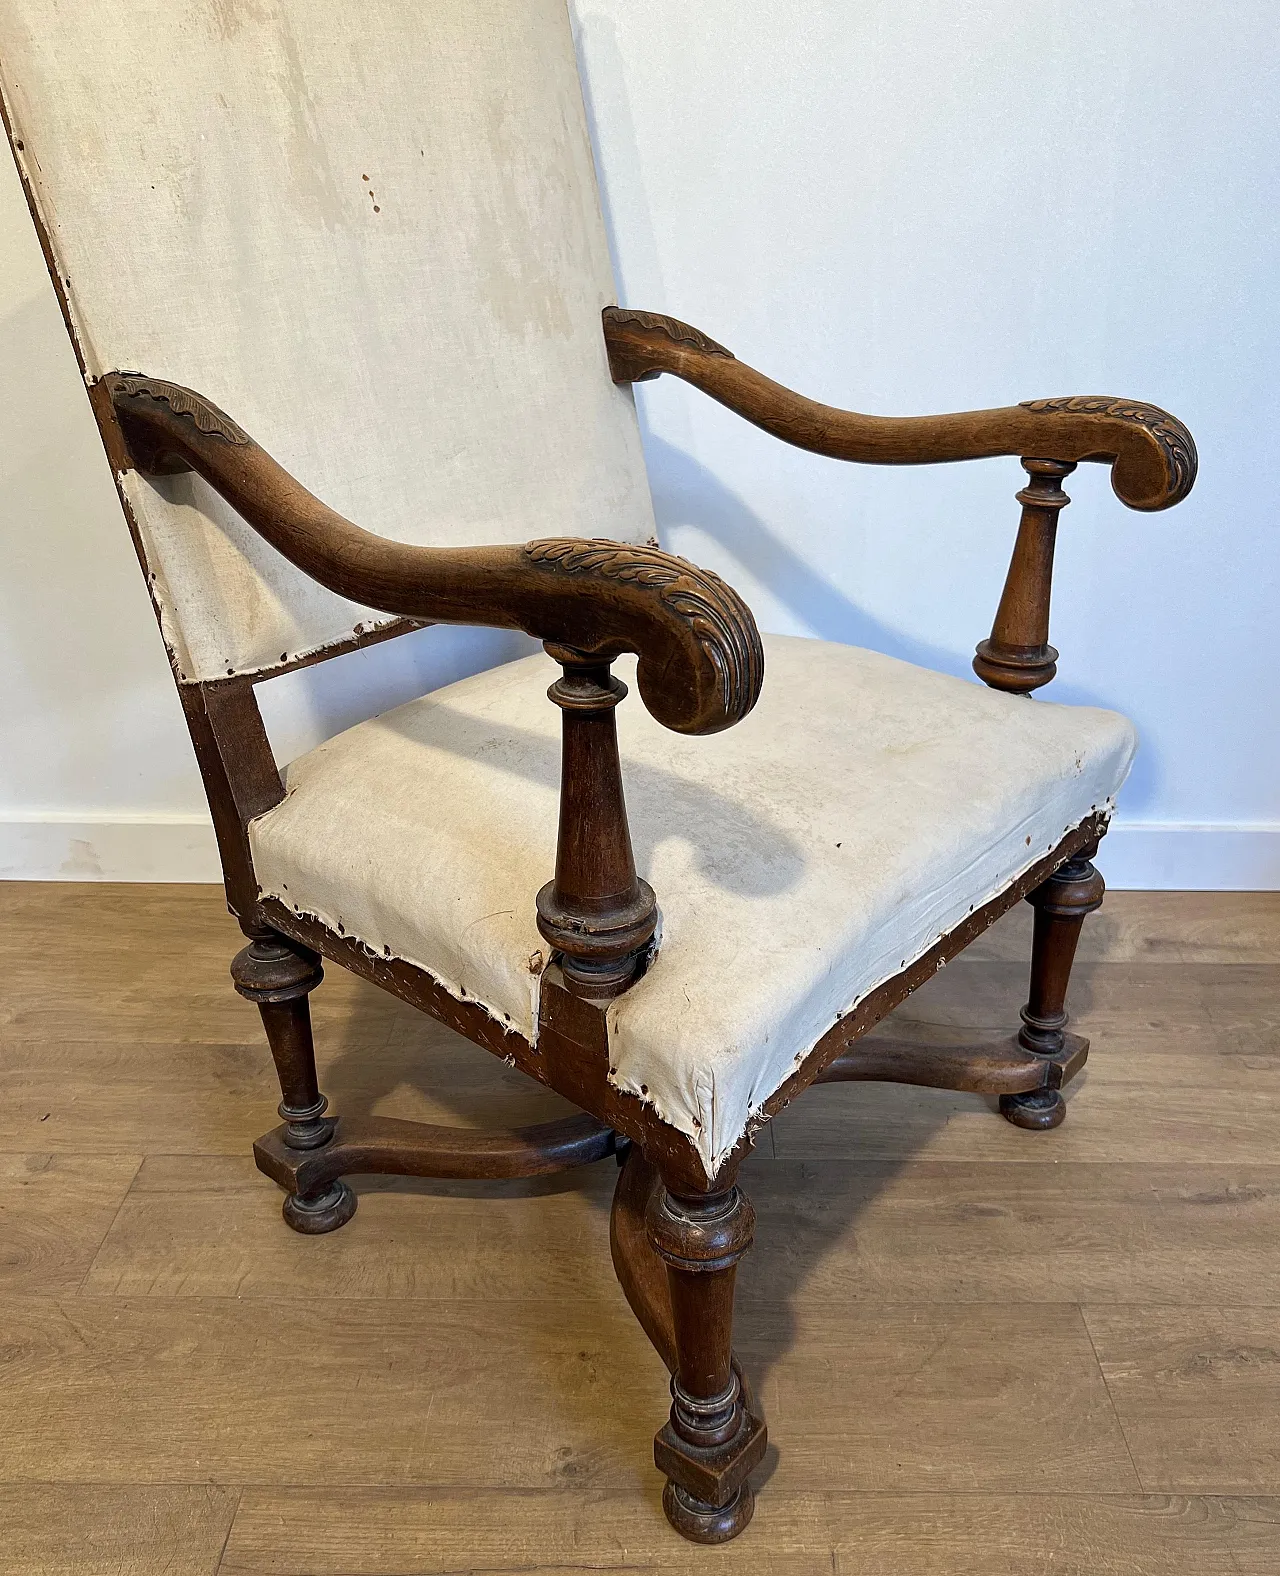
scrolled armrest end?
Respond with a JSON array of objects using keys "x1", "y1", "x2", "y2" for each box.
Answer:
[
  {"x1": 524, "y1": 539, "x2": 764, "y2": 735},
  {"x1": 1018, "y1": 395, "x2": 1197, "y2": 512}
]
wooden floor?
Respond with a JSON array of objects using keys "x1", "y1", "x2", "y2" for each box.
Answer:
[{"x1": 3, "y1": 884, "x2": 1280, "y2": 1574}]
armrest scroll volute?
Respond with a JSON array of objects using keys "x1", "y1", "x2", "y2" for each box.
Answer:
[
  {"x1": 523, "y1": 538, "x2": 762, "y2": 735},
  {"x1": 104, "y1": 372, "x2": 763, "y2": 735}
]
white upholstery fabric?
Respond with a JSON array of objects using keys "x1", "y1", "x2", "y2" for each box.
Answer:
[
  {"x1": 0, "y1": 0, "x2": 655, "y2": 679},
  {"x1": 249, "y1": 635, "x2": 1137, "y2": 1175}
]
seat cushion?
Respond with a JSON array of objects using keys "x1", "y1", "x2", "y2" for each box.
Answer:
[{"x1": 249, "y1": 634, "x2": 1136, "y2": 1175}]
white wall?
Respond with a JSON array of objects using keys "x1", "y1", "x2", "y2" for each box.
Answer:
[{"x1": 1, "y1": 0, "x2": 1276, "y2": 887}]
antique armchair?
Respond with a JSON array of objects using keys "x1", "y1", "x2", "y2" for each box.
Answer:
[{"x1": 1, "y1": 0, "x2": 1195, "y2": 1545}]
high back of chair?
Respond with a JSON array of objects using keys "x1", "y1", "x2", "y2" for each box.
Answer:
[{"x1": 0, "y1": 0, "x2": 655, "y2": 682}]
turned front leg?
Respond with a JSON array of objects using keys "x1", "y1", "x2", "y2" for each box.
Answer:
[
  {"x1": 1001, "y1": 843, "x2": 1105, "y2": 1130},
  {"x1": 645, "y1": 1182, "x2": 766, "y2": 1544},
  {"x1": 232, "y1": 933, "x2": 356, "y2": 1232}
]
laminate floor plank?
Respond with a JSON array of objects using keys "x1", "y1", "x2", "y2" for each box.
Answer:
[
  {"x1": 750, "y1": 1302, "x2": 1137, "y2": 1494},
  {"x1": 0, "y1": 1294, "x2": 1130, "y2": 1495},
  {"x1": 80, "y1": 1152, "x2": 621, "y2": 1302},
  {"x1": 0, "y1": 1023, "x2": 577, "y2": 1154},
  {"x1": 0, "y1": 883, "x2": 1273, "y2": 1572},
  {"x1": 0, "y1": 1151, "x2": 142, "y2": 1294},
  {"x1": 1083, "y1": 1305, "x2": 1280, "y2": 1494},
  {"x1": 0, "y1": 1483, "x2": 239, "y2": 1576},
  {"x1": 747, "y1": 1161, "x2": 1280, "y2": 1306},
  {"x1": 963, "y1": 888, "x2": 1280, "y2": 965},
  {"x1": 774, "y1": 1027, "x2": 1280, "y2": 1163},
  {"x1": 79, "y1": 1153, "x2": 1280, "y2": 1308},
  {"x1": 219, "y1": 1488, "x2": 1280, "y2": 1576},
  {"x1": 0, "y1": 882, "x2": 397, "y2": 1046},
  {"x1": 0, "y1": 1293, "x2": 666, "y2": 1490},
  {"x1": 881, "y1": 960, "x2": 1280, "y2": 1035}
]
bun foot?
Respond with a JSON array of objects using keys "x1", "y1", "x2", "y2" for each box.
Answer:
[
  {"x1": 662, "y1": 1481, "x2": 755, "y2": 1544},
  {"x1": 1000, "y1": 1087, "x2": 1066, "y2": 1130},
  {"x1": 283, "y1": 1179, "x2": 357, "y2": 1234}
]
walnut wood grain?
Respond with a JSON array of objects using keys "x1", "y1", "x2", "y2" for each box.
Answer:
[
  {"x1": 973, "y1": 459, "x2": 1076, "y2": 693},
  {"x1": 106, "y1": 373, "x2": 763, "y2": 737},
  {"x1": 603, "y1": 308, "x2": 1197, "y2": 512},
  {"x1": 231, "y1": 931, "x2": 358, "y2": 1231},
  {"x1": 535, "y1": 650, "x2": 658, "y2": 998},
  {"x1": 815, "y1": 1030, "x2": 1088, "y2": 1094},
  {"x1": 178, "y1": 680, "x2": 282, "y2": 927},
  {"x1": 252, "y1": 1111, "x2": 620, "y2": 1198},
  {"x1": 646, "y1": 1177, "x2": 766, "y2": 1541},
  {"x1": 1000, "y1": 845, "x2": 1107, "y2": 1130},
  {"x1": 610, "y1": 1145, "x2": 678, "y2": 1372}
]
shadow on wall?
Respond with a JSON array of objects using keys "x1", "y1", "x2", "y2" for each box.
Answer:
[
  {"x1": 645, "y1": 433, "x2": 1161, "y2": 808},
  {"x1": 569, "y1": 7, "x2": 1161, "y2": 819},
  {"x1": 255, "y1": 623, "x2": 539, "y2": 769},
  {"x1": 647, "y1": 433, "x2": 971, "y2": 678}
]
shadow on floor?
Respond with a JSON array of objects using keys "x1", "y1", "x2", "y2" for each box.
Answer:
[{"x1": 306, "y1": 919, "x2": 1102, "y2": 1490}]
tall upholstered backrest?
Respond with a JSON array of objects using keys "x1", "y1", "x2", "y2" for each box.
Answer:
[{"x1": 0, "y1": 0, "x2": 655, "y2": 681}]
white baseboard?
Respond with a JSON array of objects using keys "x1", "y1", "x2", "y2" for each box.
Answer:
[
  {"x1": 0, "y1": 813, "x2": 221, "y2": 881},
  {"x1": 1, "y1": 814, "x2": 1277, "y2": 891},
  {"x1": 1099, "y1": 821, "x2": 1280, "y2": 891}
]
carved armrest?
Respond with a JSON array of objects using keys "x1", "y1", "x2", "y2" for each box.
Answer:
[
  {"x1": 604, "y1": 307, "x2": 1198, "y2": 693},
  {"x1": 104, "y1": 373, "x2": 763, "y2": 736},
  {"x1": 603, "y1": 308, "x2": 1196, "y2": 513},
  {"x1": 106, "y1": 371, "x2": 767, "y2": 1002}
]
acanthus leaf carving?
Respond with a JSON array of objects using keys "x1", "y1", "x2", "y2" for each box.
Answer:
[
  {"x1": 604, "y1": 308, "x2": 734, "y2": 360},
  {"x1": 524, "y1": 538, "x2": 763, "y2": 730},
  {"x1": 1020, "y1": 394, "x2": 1196, "y2": 504},
  {"x1": 107, "y1": 373, "x2": 251, "y2": 445}
]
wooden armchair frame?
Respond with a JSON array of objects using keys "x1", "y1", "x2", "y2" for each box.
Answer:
[{"x1": 86, "y1": 314, "x2": 1195, "y2": 1543}]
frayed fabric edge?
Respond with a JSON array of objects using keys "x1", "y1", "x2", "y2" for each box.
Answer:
[
  {"x1": 606, "y1": 802, "x2": 1116, "y2": 1180},
  {"x1": 259, "y1": 889, "x2": 530, "y2": 1043}
]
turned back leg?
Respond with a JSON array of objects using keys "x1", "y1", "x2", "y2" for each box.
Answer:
[
  {"x1": 231, "y1": 933, "x2": 356, "y2": 1232},
  {"x1": 645, "y1": 1179, "x2": 766, "y2": 1543},
  {"x1": 1001, "y1": 841, "x2": 1105, "y2": 1129}
]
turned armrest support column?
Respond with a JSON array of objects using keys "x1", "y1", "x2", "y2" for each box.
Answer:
[
  {"x1": 973, "y1": 458, "x2": 1076, "y2": 694},
  {"x1": 536, "y1": 647, "x2": 657, "y2": 1000}
]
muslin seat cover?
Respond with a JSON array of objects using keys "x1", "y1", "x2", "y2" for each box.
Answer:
[
  {"x1": 3, "y1": 3, "x2": 1139, "y2": 1175},
  {"x1": 249, "y1": 635, "x2": 1137, "y2": 1175},
  {"x1": 0, "y1": 0, "x2": 656, "y2": 679}
]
